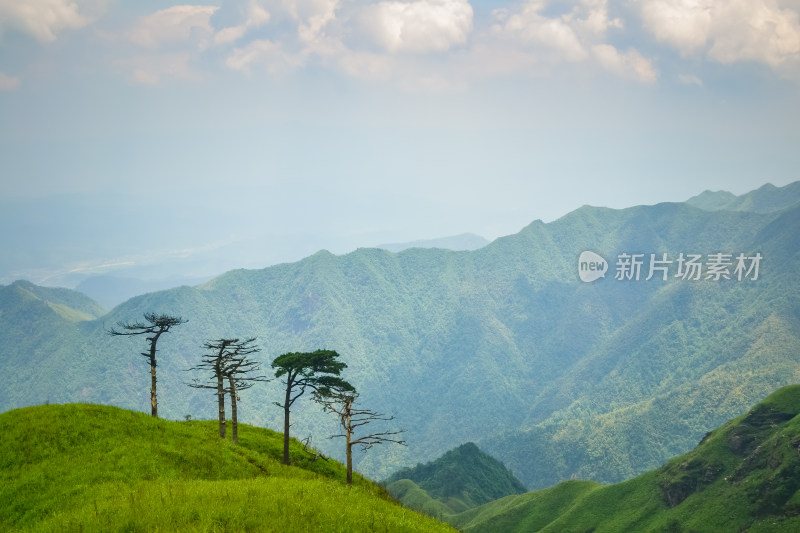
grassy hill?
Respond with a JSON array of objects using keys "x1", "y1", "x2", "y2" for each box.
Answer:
[
  {"x1": 385, "y1": 442, "x2": 526, "y2": 516},
  {"x1": 0, "y1": 403, "x2": 455, "y2": 532},
  {"x1": 450, "y1": 385, "x2": 800, "y2": 532}
]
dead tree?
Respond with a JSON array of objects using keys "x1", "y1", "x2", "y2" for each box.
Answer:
[
  {"x1": 317, "y1": 390, "x2": 406, "y2": 484},
  {"x1": 223, "y1": 339, "x2": 267, "y2": 444},
  {"x1": 188, "y1": 338, "x2": 237, "y2": 438},
  {"x1": 188, "y1": 337, "x2": 266, "y2": 442},
  {"x1": 107, "y1": 312, "x2": 186, "y2": 418}
]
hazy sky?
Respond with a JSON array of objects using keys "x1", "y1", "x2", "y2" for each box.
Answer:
[{"x1": 2, "y1": 0, "x2": 800, "y2": 279}]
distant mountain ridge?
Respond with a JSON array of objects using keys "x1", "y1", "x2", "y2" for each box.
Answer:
[
  {"x1": 3, "y1": 279, "x2": 106, "y2": 320},
  {"x1": 75, "y1": 274, "x2": 211, "y2": 310},
  {"x1": 687, "y1": 181, "x2": 800, "y2": 213},
  {"x1": 2, "y1": 181, "x2": 800, "y2": 490},
  {"x1": 377, "y1": 233, "x2": 489, "y2": 253}
]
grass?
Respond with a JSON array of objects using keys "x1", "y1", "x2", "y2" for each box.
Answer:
[
  {"x1": 385, "y1": 479, "x2": 452, "y2": 520},
  {"x1": 0, "y1": 403, "x2": 455, "y2": 532}
]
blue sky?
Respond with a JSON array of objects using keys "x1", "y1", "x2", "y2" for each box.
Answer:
[{"x1": 1, "y1": 0, "x2": 799, "y2": 284}]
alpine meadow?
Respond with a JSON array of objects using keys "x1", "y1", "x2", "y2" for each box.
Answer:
[{"x1": 3, "y1": 182, "x2": 800, "y2": 530}]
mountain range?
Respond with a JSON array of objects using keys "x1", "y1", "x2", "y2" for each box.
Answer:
[{"x1": 1, "y1": 181, "x2": 799, "y2": 489}]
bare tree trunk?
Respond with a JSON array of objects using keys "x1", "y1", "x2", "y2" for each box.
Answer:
[
  {"x1": 229, "y1": 376, "x2": 238, "y2": 444},
  {"x1": 283, "y1": 383, "x2": 292, "y2": 465},
  {"x1": 346, "y1": 401, "x2": 353, "y2": 484},
  {"x1": 148, "y1": 331, "x2": 162, "y2": 418},
  {"x1": 149, "y1": 356, "x2": 158, "y2": 418},
  {"x1": 346, "y1": 440, "x2": 353, "y2": 484},
  {"x1": 217, "y1": 375, "x2": 226, "y2": 439}
]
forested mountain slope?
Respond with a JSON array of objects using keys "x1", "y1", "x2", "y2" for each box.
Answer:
[{"x1": 451, "y1": 385, "x2": 800, "y2": 532}]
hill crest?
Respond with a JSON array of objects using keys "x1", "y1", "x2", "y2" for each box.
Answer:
[
  {"x1": 0, "y1": 403, "x2": 454, "y2": 531},
  {"x1": 385, "y1": 442, "x2": 527, "y2": 515}
]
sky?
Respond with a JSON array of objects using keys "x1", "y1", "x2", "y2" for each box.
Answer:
[{"x1": 1, "y1": 0, "x2": 799, "y2": 285}]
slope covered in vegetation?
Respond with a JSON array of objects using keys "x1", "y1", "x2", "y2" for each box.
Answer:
[
  {"x1": 0, "y1": 403, "x2": 454, "y2": 532},
  {"x1": 385, "y1": 442, "x2": 526, "y2": 515},
  {"x1": 451, "y1": 385, "x2": 800, "y2": 532}
]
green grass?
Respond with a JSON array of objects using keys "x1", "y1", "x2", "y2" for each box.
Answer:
[
  {"x1": 449, "y1": 385, "x2": 800, "y2": 532},
  {"x1": 450, "y1": 480, "x2": 601, "y2": 532},
  {"x1": 385, "y1": 479, "x2": 452, "y2": 520},
  {"x1": 0, "y1": 403, "x2": 455, "y2": 532}
]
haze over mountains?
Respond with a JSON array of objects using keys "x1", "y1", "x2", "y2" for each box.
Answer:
[
  {"x1": 0, "y1": 191, "x2": 491, "y2": 309},
  {"x1": 2, "y1": 181, "x2": 799, "y2": 490}
]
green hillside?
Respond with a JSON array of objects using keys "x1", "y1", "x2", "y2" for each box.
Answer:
[
  {"x1": 0, "y1": 403, "x2": 455, "y2": 532},
  {"x1": 385, "y1": 442, "x2": 526, "y2": 515},
  {"x1": 4, "y1": 279, "x2": 107, "y2": 320},
  {"x1": 451, "y1": 385, "x2": 800, "y2": 532},
  {"x1": 2, "y1": 182, "x2": 799, "y2": 490}
]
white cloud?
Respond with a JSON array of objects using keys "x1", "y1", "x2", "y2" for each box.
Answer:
[
  {"x1": 491, "y1": 0, "x2": 622, "y2": 62},
  {"x1": 226, "y1": 39, "x2": 303, "y2": 74},
  {"x1": 116, "y1": 53, "x2": 201, "y2": 85},
  {"x1": 218, "y1": 0, "x2": 344, "y2": 72},
  {"x1": 213, "y1": 0, "x2": 271, "y2": 45},
  {"x1": 574, "y1": 0, "x2": 624, "y2": 36},
  {"x1": 358, "y1": 0, "x2": 474, "y2": 53},
  {"x1": 592, "y1": 44, "x2": 658, "y2": 83},
  {"x1": 494, "y1": 5, "x2": 587, "y2": 61},
  {"x1": 0, "y1": 71, "x2": 20, "y2": 90},
  {"x1": 638, "y1": 0, "x2": 800, "y2": 67},
  {"x1": 0, "y1": 0, "x2": 93, "y2": 42},
  {"x1": 114, "y1": 5, "x2": 220, "y2": 84},
  {"x1": 638, "y1": 0, "x2": 713, "y2": 55},
  {"x1": 296, "y1": 0, "x2": 339, "y2": 48},
  {"x1": 126, "y1": 5, "x2": 218, "y2": 49},
  {"x1": 678, "y1": 73, "x2": 703, "y2": 86},
  {"x1": 209, "y1": 0, "x2": 654, "y2": 87},
  {"x1": 708, "y1": 1, "x2": 800, "y2": 67},
  {"x1": 481, "y1": 0, "x2": 657, "y2": 83}
]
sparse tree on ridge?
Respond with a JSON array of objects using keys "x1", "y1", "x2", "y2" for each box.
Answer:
[
  {"x1": 271, "y1": 349, "x2": 354, "y2": 466},
  {"x1": 188, "y1": 337, "x2": 266, "y2": 442},
  {"x1": 316, "y1": 390, "x2": 406, "y2": 484},
  {"x1": 223, "y1": 339, "x2": 268, "y2": 444},
  {"x1": 107, "y1": 312, "x2": 186, "y2": 418},
  {"x1": 188, "y1": 338, "x2": 237, "y2": 438}
]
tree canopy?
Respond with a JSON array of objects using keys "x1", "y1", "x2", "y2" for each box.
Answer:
[{"x1": 272, "y1": 349, "x2": 354, "y2": 465}]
